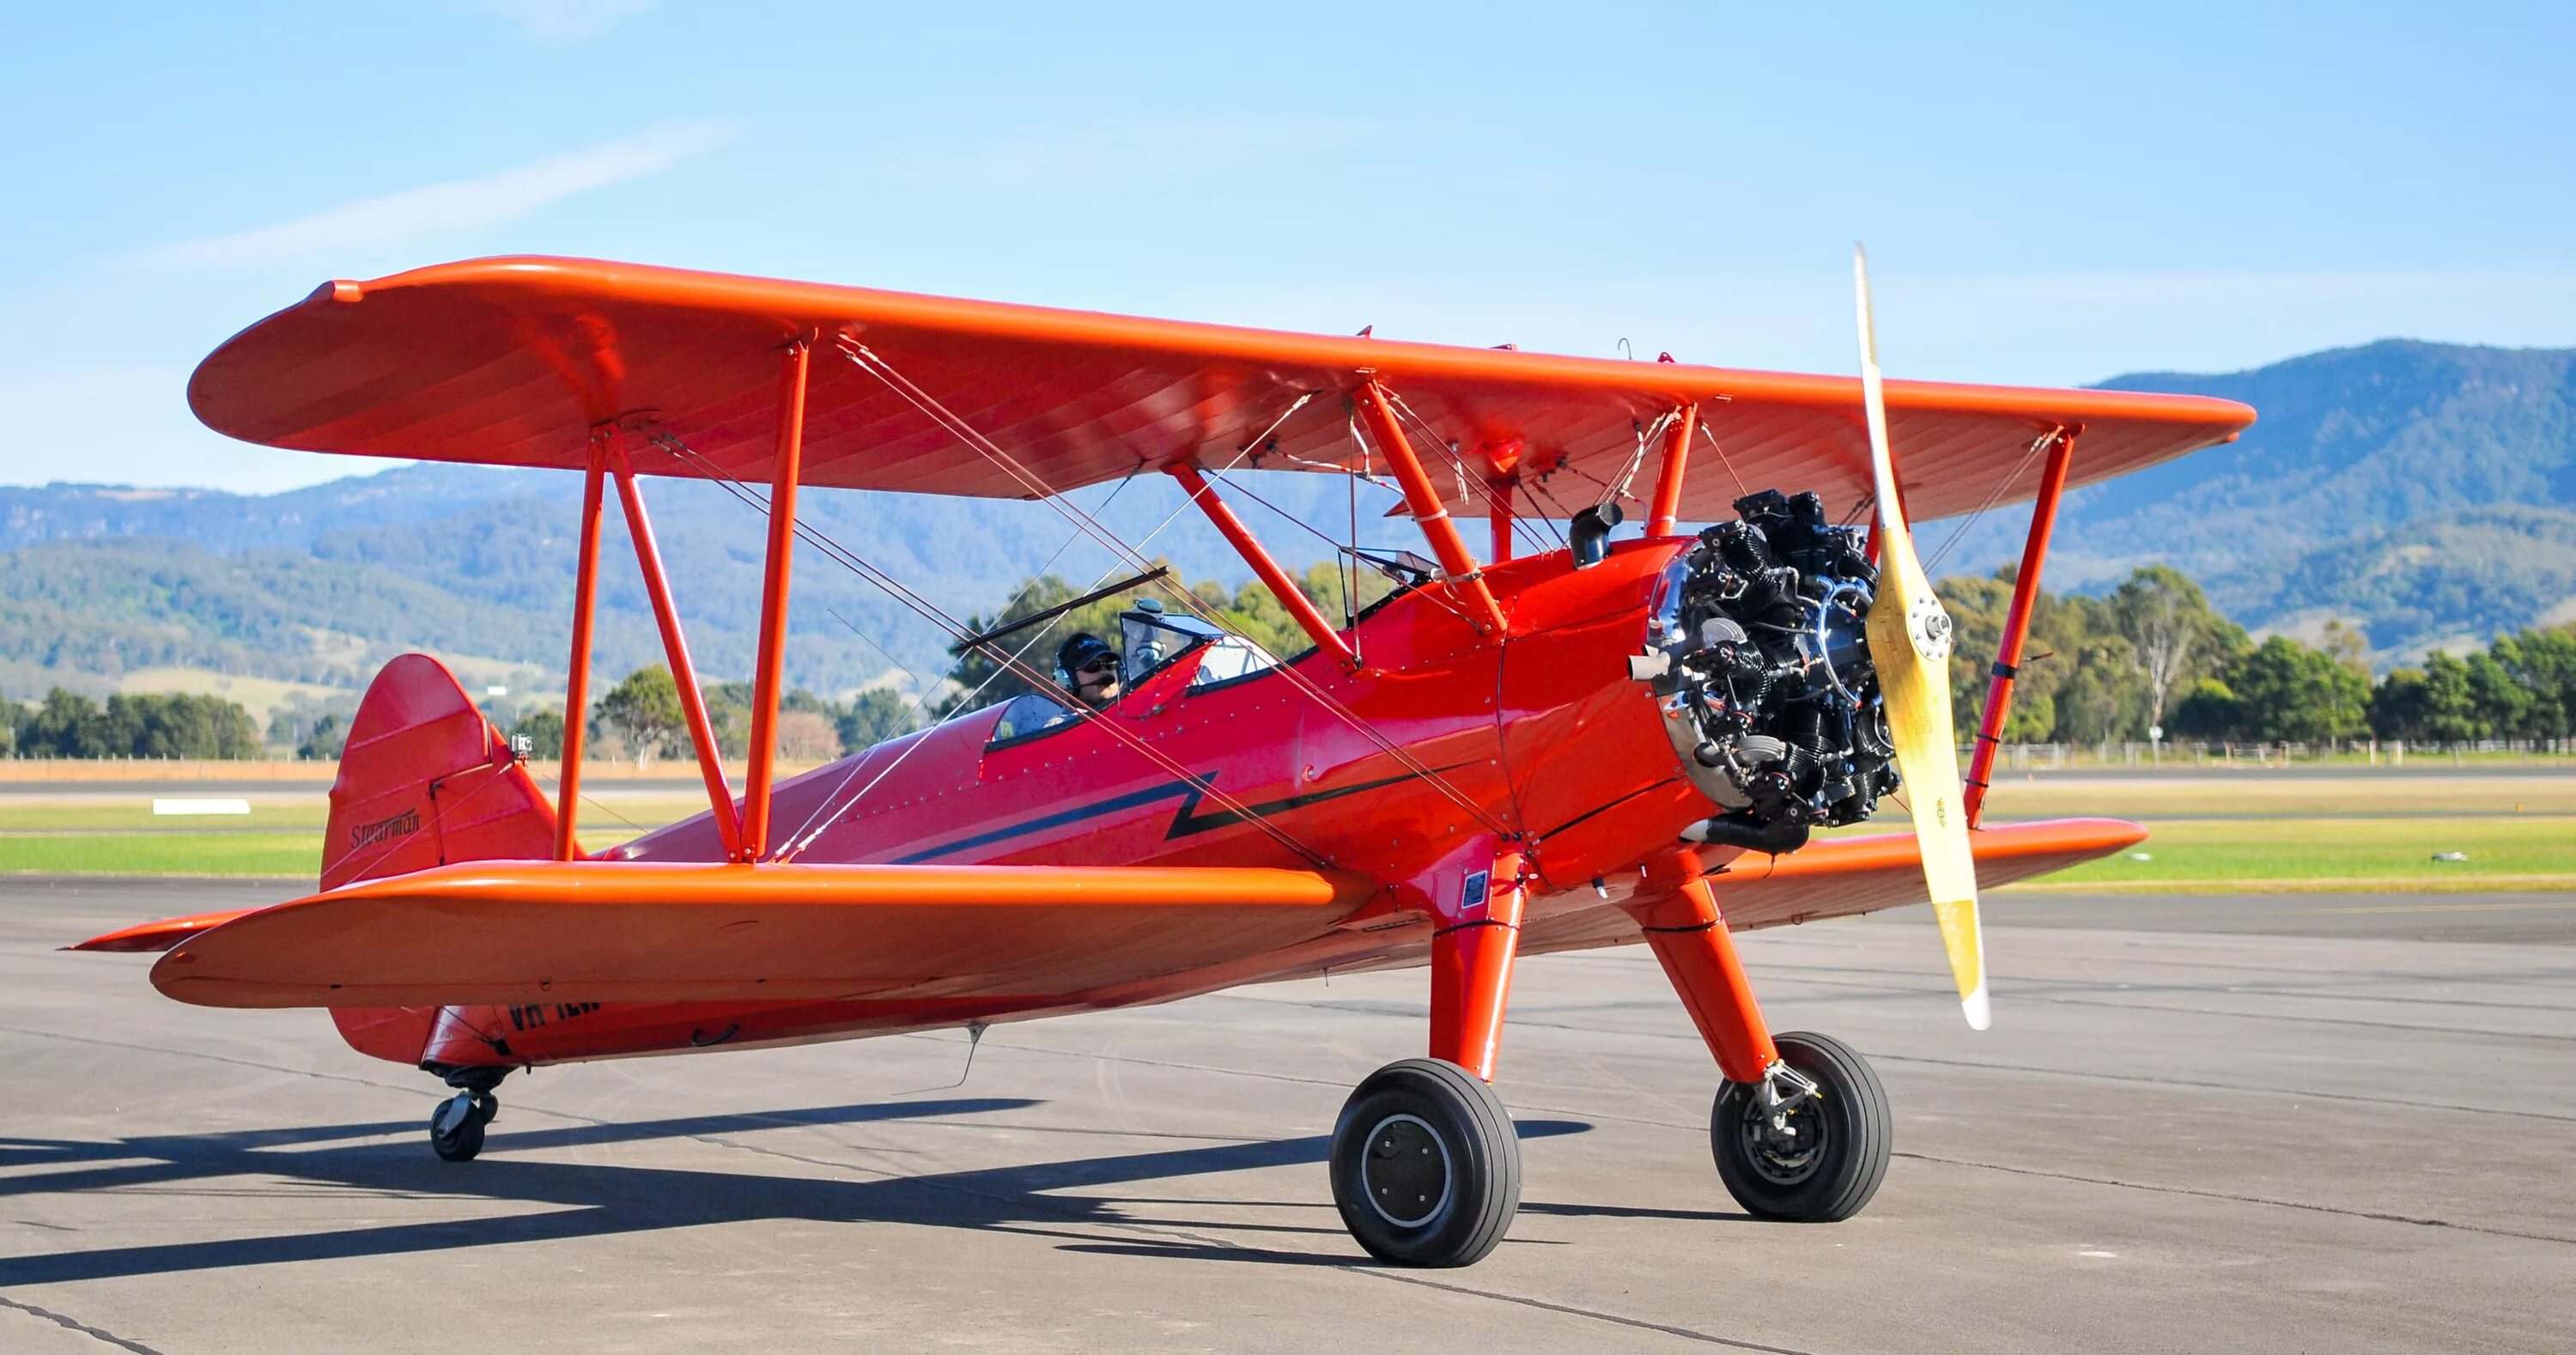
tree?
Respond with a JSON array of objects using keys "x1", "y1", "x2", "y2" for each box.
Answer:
[
  {"x1": 8, "y1": 688, "x2": 258, "y2": 758},
  {"x1": 2490, "y1": 628, "x2": 2576, "y2": 740},
  {"x1": 512, "y1": 708, "x2": 565, "y2": 760},
  {"x1": 2369, "y1": 668, "x2": 2429, "y2": 741},
  {"x1": 2219, "y1": 636, "x2": 2370, "y2": 742},
  {"x1": 19, "y1": 689, "x2": 111, "y2": 757},
  {"x1": 2463, "y1": 651, "x2": 2531, "y2": 740},
  {"x1": 836, "y1": 688, "x2": 920, "y2": 750},
  {"x1": 2169, "y1": 677, "x2": 2239, "y2": 738},
  {"x1": 2107, "y1": 566, "x2": 2239, "y2": 738},
  {"x1": 2415, "y1": 652, "x2": 2482, "y2": 745},
  {"x1": 299, "y1": 713, "x2": 350, "y2": 761},
  {"x1": 775, "y1": 709, "x2": 843, "y2": 763},
  {"x1": 594, "y1": 665, "x2": 686, "y2": 769},
  {"x1": 2052, "y1": 635, "x2": 2145, "y2": 744}
]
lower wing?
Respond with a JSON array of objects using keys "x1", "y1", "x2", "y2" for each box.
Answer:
[
  {"x1": 111, "y1": 860, "x2": 1376, "y2": 1009},
  {"x1": 1709, "y1": 817, "x2": 2145, "y2": 931}
]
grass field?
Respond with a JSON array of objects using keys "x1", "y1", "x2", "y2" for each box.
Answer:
[
  {"x1": 0, "y1": 829, "x2": 651, "y2": 877},
  {"x1": 5, "y1": 775, "x2": 2573, "y2": 890},
  {"x1": 0, "y1": 792, "x2": 695, "y2": 877},
  {"x1": 2008, "y1": 816, "x2": 2576, "y2": 892}
]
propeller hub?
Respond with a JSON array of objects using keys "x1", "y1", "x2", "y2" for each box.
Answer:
[{"x1": 1907, "y1": 593, "x2": 1954, "y2": 663}]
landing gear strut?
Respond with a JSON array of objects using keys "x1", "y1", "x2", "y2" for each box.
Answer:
[
  {"x1": 427, "y1": 1066, "x2": 508, "y2": 1163},
  {"x1": 1332, "y1": 846, "x2": 1529, "y2": 1267},
  {"x1": 1625, "y1": 857, "x2": 1892, "y2": 1223}
]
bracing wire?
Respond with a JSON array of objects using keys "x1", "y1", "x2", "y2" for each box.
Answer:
[
  {"x1": 1923, "y1": 427, "x2": 2062, "y2": 577},
  {"x1": 1698, "y1": 416, "x2": 1753, "y2": 503},
  {"x1": 781, "y1": 409, "x2": 1318, "y2": 858},
  {"x1": 840, "y1": 342, "x2": 1515, "y2": 839},
  {"x1": 777, "y1": 472, "x2": 1145, "y2": 856},
  {"x1": 1377, "y1": 388, "x2": 1558, "y2": 557},
  {"x1": 637, "y1": 427, "x2": 1334, "y2": 866}
]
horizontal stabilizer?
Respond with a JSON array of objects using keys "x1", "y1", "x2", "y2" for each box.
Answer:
[
  {"x1": 68, "y1": 908, "x2": 260, "y2": 953},
  {"x1": 149, "y1": 860, "x2": 1377, "y2": 1010}
]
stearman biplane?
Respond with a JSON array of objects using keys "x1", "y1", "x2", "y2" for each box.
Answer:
[{"x1": 74, "y1": 250, "x2": 2251, "y2": 1267}]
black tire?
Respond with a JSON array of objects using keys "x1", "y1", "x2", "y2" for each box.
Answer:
[
  {"x1": 1329, "y1": 1058, "x2": 1521, "y2": 1267},
  {"x1": 429, "y1": 1092, "x2": 495, "y2": 1163},
  {"x1": 1710, "y1": 1031, "x2": 1890, "y2": 1222}
]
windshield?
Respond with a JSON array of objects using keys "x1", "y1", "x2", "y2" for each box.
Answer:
[{"x1": 1121, "y1": 605, "x2": 1281, "y2": 690}]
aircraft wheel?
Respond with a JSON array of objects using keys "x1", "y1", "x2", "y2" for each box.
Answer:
[
  {"x1": 429, "y1": 1091, "x2": 498, "y2": 1163},
  {"x1": 1329, "y1": 1058, "x2": 1520, "y2": 1267},
  {"x1": 1710, "y1": 1031, "x2": 1890, "y2": 1222}
]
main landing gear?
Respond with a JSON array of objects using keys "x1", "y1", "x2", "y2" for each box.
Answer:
[
  {"x1": 1319, "y1": 847, "x2": 1893, "y2": 1265},
  {"x1": 427, "y1": 1066, "x2": 508, "y2": 1163},
  {"x1": 1710, "y1": 1031, "x2": 1891, "y2": 1221},
  {"x1": 1329, "y1": 1058, "x2": 1522, "y2": 1267},
  {"x1": 1627, "y1": 860, "x2": 1890, "y2": 1223}
]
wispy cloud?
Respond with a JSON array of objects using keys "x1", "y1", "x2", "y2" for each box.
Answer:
[
  {"x1": 468, "y1": 0, "x2": 659, "y2": 41},
  {"x1": 138, "y1": 121, "x2": 738, "y2": 268}
]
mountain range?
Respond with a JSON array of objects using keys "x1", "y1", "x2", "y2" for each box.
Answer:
[{"x1": 4, "y1": 337, "x2": 2571, "y2": 722}]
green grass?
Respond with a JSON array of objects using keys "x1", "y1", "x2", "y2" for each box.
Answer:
[
  {"x1": 0, "y1": 829, "x2": 647, "y2": 876},
  {"x1": 0, "y1": 803, "x2": 331, "y2": 830},
  {"x1": 0, "y1": 793, "x2": 708, "y2": 835},
  {"x1": 2022, "y1": 816, "x2": 2576, "y2": 891},
  {"x1": 0, "y1": 832, "x2": 326, "y2": 876}
]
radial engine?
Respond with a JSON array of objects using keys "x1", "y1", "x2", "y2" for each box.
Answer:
[{"x1": 1642, "y1": 489, "x2": 1902, "y2": 853}]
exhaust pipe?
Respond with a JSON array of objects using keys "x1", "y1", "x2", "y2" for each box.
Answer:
[{"x1": 1681, "y1": 812, "x2": 1811, "y2": 854}]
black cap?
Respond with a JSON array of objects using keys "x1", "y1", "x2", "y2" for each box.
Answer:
[{"x1": 1057, "y1": 632, "x2": 1115, "y2": 678}]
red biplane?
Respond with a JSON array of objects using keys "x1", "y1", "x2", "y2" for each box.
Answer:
[{"x1": 76, "y1": 252, "x2": 2251, "y2": 1267}]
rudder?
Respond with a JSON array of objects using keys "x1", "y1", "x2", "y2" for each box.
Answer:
[{"x1": 325, "y1": 653, "x2": 564, "y2": 1064}]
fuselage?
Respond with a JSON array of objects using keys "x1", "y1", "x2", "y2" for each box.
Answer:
[{"x1": 423, "y1": 538, "x2": 1735, "y2": 1067}]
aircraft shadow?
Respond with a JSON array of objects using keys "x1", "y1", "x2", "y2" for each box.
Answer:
[{"x1": 0, "y1": 1101, "x2": 1595, "y2": 1283}]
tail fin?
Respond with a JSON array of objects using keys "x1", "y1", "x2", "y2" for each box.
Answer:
[
  {"x1": 323, "y1": 653, "x2": 560, "y2": 890},
  {"x1": 325, "y1": 653, "x2": 564, "y2": 1064}
]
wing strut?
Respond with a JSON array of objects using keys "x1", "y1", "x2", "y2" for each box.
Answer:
[
  {"x1": 1351, "y1": 380, "x2": 1510, "y2": 636},
  {"x1": 1643, "y1": 403, "x2": 1702, "y2": 538},
  {"x1": 1963, "y1": 428, "x2": 2076, "y2": 828},
  {"x1": 606, "y1": 428, "x2": 743, "y2": 859},
  {"x1": 556, "y1": 438, "x2": 609, "y2": 860},
  {"x1": 741, "y1": 339, "x2": 812, "y2": 861},
  {"x1": 1170, "y1": 464, "x2": 1362, "y2": 670}
]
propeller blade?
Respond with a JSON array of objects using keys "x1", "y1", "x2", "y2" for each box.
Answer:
[{"x1": 1852, "y1": 246, "x2": 1989, "y2": 1030}]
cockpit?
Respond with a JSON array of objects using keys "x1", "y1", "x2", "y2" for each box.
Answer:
[
  {"x1": 1118, "y1": 597, "x2": 1281, "y2": 691},
  {"x1": 981, "y1": 597, "x2": 1285, "y2": 747}
]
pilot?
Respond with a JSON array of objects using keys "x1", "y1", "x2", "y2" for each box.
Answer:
[{"x1": 1055, "y1": 633, "x2": 1122, "y2": 709}]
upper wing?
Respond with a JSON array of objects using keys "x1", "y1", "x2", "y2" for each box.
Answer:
[
  {"x1": 189, "y1": 256, "x2": 2253, "y2": 523},
  {"x1": 141, "y1": 860, "x2": 1376, "y2": 1009}
]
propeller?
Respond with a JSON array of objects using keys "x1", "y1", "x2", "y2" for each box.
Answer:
[{"x1": 1852, "y1": 246, "x2": 1989, "y2": 1031}]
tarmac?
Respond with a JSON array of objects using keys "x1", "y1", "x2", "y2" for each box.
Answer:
[{"x1": 3, "y1": 878, "x2": 2572, "y2": 1353}]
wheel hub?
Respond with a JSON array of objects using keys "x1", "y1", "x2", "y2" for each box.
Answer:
[
  {"x1": 1736, "y1": 1065, "x2": 1829, "y2": 1187},
  {"x1": 1360, "y1": 1113, "x2": 1452, "y2": 1229}
]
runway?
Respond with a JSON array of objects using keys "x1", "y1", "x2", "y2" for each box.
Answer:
[{"x1": 4, "y1": 878, "x2": 2572, "y2": 1353}]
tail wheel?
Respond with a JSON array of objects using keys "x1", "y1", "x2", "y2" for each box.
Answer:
[
  {"x1": 1329, "y1": 1058, "x2": 1521, "y2": 1267},
  {"x1": 429, "y1": 1091, "x2": 498, "y2": 1163},
  {"x1": 1710, "y1": 1031, "x2": 1890, "y2": 1222}
]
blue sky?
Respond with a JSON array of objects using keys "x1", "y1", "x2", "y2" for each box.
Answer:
[{"x1": 3, "y1": 1, "x2": 2571, "y2": 493}]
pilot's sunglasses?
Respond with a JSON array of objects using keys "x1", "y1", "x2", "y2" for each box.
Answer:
[{"x1": 1078, "y1": 656, "x2": 1121, "y2": 676}]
